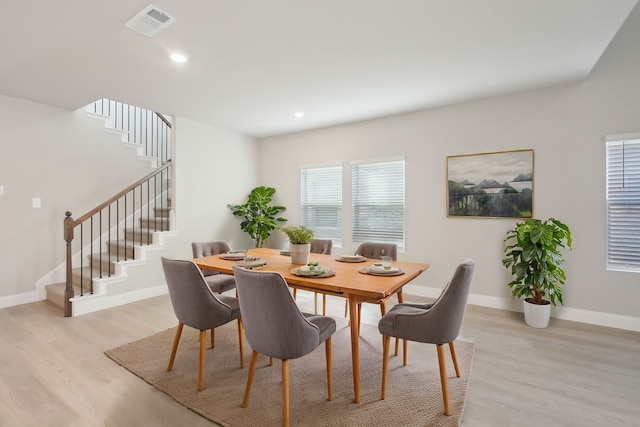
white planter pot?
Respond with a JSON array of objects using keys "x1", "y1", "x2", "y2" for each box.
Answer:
[
  {"x1": 289, "y1": 243, "x2": 311, "y2": 265},
  {"x1": 523, "y1": 299, "x2": 551, "y2": 328}
]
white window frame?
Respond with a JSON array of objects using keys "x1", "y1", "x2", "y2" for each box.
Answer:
[
  {"x1": 299, "y1": 163, "x2": 343, "y2": 247},
  {"x1": 606, "y1": 133, "x2": 640, "y2": 273},
  {"x1": 351, "y1": 157, "x2": 405, "y2": 252}
]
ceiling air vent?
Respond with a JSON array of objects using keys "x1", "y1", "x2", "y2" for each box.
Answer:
[{"x1": 125, "y1": 5, "x2": 176, "y2": 37}]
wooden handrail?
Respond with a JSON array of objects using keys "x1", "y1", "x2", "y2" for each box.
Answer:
[{"x1": 69, "y1": 162, "x2": 171, "y2": 227}]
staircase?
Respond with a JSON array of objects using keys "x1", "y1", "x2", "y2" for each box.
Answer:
[{"x1": 45, "y1": 99, "x2": 176, "y2": 316}]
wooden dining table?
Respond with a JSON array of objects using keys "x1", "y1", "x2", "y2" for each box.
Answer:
[{"x1": 193, "y1": 247, "x2": 429, "y2": 403}]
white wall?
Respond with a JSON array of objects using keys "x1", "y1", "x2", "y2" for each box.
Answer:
[
  {"x1": 161, "y1": 116, "x2": 260, "y2": 260},
  {"x1": 258, "y1": 5, "x2": 640, "y2": 326}
]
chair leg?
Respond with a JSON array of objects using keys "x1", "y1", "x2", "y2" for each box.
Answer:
[
  {"x1": 325, "y1": 337, "x2": 333, "y2": 401},
  {"x1": 167, "y1": 322, "x2": 184, "y2": 371},
  {"x1": 381, "y1": 335, "x2": 390, "y2": 400},
  {"x1": 210, "y1": 328, "x2": 215, "y2": 349},
  {"x1": 282, "y1": 359, "x2": 290, "y2": 427},
  {"x1": 293, "y1": 288, "x2": 297, "y2": 299},
  {"x1": 449, "y1": 341, "x2": 460, "y2": 377},
  {"x1": 436, "y1": 344, "x2": 451, "y2": 416},
  {"x1": 314, "y1": 292, "x2": 318, "y2": 315},
  {"x1": 238, "y1": 318, "x2": 245, "y2": 369},
  {"x1": 403, "y1": 339, "x2": 408, "y2": 366},
  {"x1": 242, "y1": 350, "x2": 259, "y2": 408},
  {"x1": 344, "y1": 299, "x2": 348, "y2": 318},
  {"x1": 322, "y1": 294, "x2": 327, "y2": 316},
  {"x1": 395, "y1": 291, "x2": 405, "y2": 357},
  {"x1": 198, "y1": 330, "x2": 207, "y2": 391}
]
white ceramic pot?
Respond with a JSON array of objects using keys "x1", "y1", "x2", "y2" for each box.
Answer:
[
  {"x1": 289, "y1": 243, "x2": 311, "y2": 265},
  {"x1": 523, "y1": 299, "x2": 551, "y2": 328}
]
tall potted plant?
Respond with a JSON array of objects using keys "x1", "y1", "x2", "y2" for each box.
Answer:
[
  {"x1": 502, "y1": 217, "x2": 572, "y2": 328},
  {"x1": 281, "y1": 225, "x2": 314, "y2": 264},
  {"x1": 227, "y1": 186, "x2": 287, "y2": 248}
]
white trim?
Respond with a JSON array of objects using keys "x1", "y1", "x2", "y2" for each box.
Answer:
[
  {"x1": 71, "y1": 284, "x2": 168, "y2": 317},
  {"x1": 605, "y1": 132, "x2": 640, "y2": 142},
  {"x1": 402, "y1": 283, "x2": 640, "y2": 332}
]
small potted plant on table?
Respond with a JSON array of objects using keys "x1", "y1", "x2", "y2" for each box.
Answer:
[
  {"x1": 502, "y1": 217, "x2": 572, "y2": 328},
  {"x1": 281, "y1": 225, "x2": 314, "y2": 264}
]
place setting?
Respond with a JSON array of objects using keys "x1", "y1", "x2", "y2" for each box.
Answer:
[
  {"x1": 219, "y1": 250, "x2": 247, "y2": 260},
  {"x1": 234, "y1": 255, "x2": 267, "y2": 268},
  {"x1": 291, "y1": 261, "x2": 335, "y2": 278},
  {"x1": 359, "y1": 256, "x2": 404, "y2": 276},
  {"x1": 335, "y1": 254, "x2": 367, "y2": 263}
]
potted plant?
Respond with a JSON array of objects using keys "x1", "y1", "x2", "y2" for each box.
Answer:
[
  {"x1": 227, "y1": 186, "x2": 287, "y2": 248},
  {"x1": 281, "y1": 225, "x2": 314, "y2": 264},
  {"x1": 502, "y1": 217, "x2": 572, "y2": 328}
]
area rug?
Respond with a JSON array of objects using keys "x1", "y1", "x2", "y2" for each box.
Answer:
[{"x1": 105, "y1": 320, "x2": 474, "y2": 426}]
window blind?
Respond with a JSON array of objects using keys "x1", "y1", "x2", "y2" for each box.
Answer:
[
  {"x1": 299, "y1": 164, "x2": 343, "y2": 246},
  {"x1": 606, "y1": 138, "x2": 640, "y2": 272},
  {"x1": 351, "y1": 158, "x2": 405, "y2": 251}
]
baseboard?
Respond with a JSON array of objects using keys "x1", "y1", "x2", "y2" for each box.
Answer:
[
  {"x1": 402, "y1": 284, "x2": 640, "y2": 332},
  {"x1": 71, "y1": 284, "x2": 168, "y2": 317}
]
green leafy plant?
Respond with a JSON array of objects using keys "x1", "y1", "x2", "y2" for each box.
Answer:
[
  {"x1": 502, "y1": 218, "x2": 572, "y2": 305},
  {"x1": 280, "y1": 225, "x2": 314, "y2": 244},
  {"x1": 227, "y1": 186, "x2": 287, "y2": 248}
]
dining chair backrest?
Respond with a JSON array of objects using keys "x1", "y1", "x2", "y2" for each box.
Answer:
[
  {"x1": 393, "y1": 258, "x2": 474, "y2": 345},
  {"x1": 192, "y1": 241, "x2": 232, "y2": 276},
  {"x1": 161, "y1": 257, "x2": 235, "y2": 331},
  {"x1": 310, "y1": 239, "x2": 332, "y2": 255},
  {"x1": 232, "y1": 265, "x2": 325, "y2": 360},
  {"x1": 356, "y1": 242, "x2": 397, "y2": 260}
]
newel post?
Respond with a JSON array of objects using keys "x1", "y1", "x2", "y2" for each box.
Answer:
[{"x1": 64, "y1": 211, "x2": 75, "y2": 317}]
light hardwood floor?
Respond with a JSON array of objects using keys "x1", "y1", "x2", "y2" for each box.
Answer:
[{"x1": 1, "y1": 291, "x2": 638, "y2": 426}]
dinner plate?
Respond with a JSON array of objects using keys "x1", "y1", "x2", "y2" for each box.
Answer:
[
  {"x1": 291, "y1": 267, "x2": 335, "y2": 278},
  {"x1": 235, "y1": 258, "x2": 267, "y2": 268},
  {"x1": 359, "y1": 266, "x2": 404, "y2": 276},
  {"x1": 220, "y1": 253, "x2": 246, "y2": 260},
  {"x1": 368, "y1": 264, "x2": 400, "y2": 273},
  {"x1": 335, "y1": 255, "x2": 366, "y2": 263}
]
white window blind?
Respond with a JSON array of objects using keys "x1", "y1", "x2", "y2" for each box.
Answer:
[
  {"x1": 606, "y1": 137, "x2": 640, "y2": 272},
  {"x1": 351, "y1": 158, "x2": 405, "y2": 251},
  {"x1": 299, "y1": 164, "x2": 343, "y2": 246}
]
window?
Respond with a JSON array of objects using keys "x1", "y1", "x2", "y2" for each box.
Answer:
[
  {"x1": 606, "y1": 135, "x2": 640, "y2": 272},
  {"x1": 352, "y1": 158, "x2": 405, "y2": 251},
  {"x1": 299, "y1": 164, "x2": 342, "y2": 246}
]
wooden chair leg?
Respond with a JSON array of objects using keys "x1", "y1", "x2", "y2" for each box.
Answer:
[
  {"x1": 449, "y1": 341, "x2": 460, "y2": 377},
  {"x1": 167, "y1": 322, "x2": 184, "y2": 371},
  {"x1": 436, "y1": 344, "x2": 451, "y2": 416},
  {"x1": 344, "y1": 299, "x2": 348, "y2": 318},
  {"x1": 238, "y1": 318, "x2": 245, "y2": 369},
  {"x1": 395, "y1": 291, "x2": 405, "y2": 357},
  {"x1": 293, "y1": 288, "x2": 297, "y2": 299},
  {"x1": 210, "y1": 328, "x2": 215, "y2": 349},
  {"x1": 322, "y1": 294, "x2": 327, "y2": 316},
  {"x1": 269, "y1": 356, "x2": 274, "y2": 366},
  {"x1": 325, "y1": 337, "x2": 333, "y2": 401},
  {"x1": 403, "y1": 339, "x2": 408, "y2": 366},
  {"x1": 381, "y1": 335, "x2": 390, "y2": 400},
  {"x1": 198, "y1": 330, "x2": 206, "y2": 391},
  {"x1": 242, "y1": 350, "x2": 259, "y2": 408},
  {"x1": 314, "y1": 292, "x2": 318, "y2": 315},
  {"x1": 282, "y1": 359, "x2": 290, "y2": 427}
]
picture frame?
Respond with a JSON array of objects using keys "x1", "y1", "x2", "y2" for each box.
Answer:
[{"x1": 446, "y1": 149, "x2": 534, "y2": 218}]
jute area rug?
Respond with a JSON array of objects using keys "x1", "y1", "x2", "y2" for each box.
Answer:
[{"x1": 105, "y1": 319, "x2": 474, "y2": 426}]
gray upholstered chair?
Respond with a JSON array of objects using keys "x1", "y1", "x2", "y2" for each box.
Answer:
[
  {"x1": 161, "y1": 257, "x2": 244, "y2": 392},
  {"x1": 293, "y1": 239, "x2": 333, "y2": 315},
  {"x1": 191, "y1": 241, "x2": 237, "y2": 294},
  {"x1": 232, "y1": 265, "x2": 336, "y2": 427},
  {"x1": 378, "y1": 259, "x2": 474, "y2": 416}
]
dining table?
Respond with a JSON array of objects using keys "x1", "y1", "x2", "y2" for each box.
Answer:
[{"x1": 193, "y1": 247, "x2": 430, "y2": 404}]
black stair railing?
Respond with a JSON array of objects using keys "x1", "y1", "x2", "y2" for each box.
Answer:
[
  {"x1": 88, "y1": 98, "x2": 172, "y2": 165},
  {"x1": 63, "y1": 162, "x2": 172, "y2": 317}
]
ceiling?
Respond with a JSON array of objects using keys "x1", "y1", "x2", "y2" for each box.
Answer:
[{"x1": 1, "y1": 0, "x2": 637, "y2": 138}]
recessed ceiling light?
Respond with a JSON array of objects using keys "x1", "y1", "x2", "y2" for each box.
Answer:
[
  {"x1": 170, "y1": 53, "x2": 188, "y2": 63},
  {"x1": 294, "y1": 112, "x2": 305, "y2": 118}
]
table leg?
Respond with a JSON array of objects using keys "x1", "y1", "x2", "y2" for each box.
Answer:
[{"x1": 348, "y1": 295, "x2": 361, "y2": 403}]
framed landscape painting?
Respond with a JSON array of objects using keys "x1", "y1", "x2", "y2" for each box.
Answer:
[{"x1": 447, "y1": 149, "x2": 534, "y2": 218}]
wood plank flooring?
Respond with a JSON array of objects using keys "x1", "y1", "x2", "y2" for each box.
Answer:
[{"x1": 0, "y1": 291, "x2": 638, "y2": 426}]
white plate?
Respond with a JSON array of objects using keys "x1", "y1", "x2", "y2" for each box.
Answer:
[
  {"x1": 341, "y1": 255, "x2": 363, "y2": 260},
  {"x1": 368, "y1": 264, "x2": 400, "y2": 273},
  {"x1": 235, "y1": 258, "x2": 266, "y2": 268},
  {"x1": 296, "y1": 265, "x2": 326, "y2": 275},
  {"x1": 220, "y1": 253, "x2": 246, "y2": 260}
]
